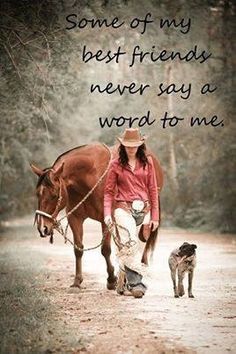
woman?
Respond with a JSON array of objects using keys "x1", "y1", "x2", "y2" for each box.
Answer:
[{"x1": 104, "y1": 128, "x2": 159, "y2": 298}]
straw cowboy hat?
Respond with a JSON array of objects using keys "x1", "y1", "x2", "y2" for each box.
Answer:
[{"x1": 117, "y1": 128, "x2": 146, "y2": 147}]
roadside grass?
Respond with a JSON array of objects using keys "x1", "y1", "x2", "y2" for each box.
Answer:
[{"x1": 0, "y1": 225, "x2": 86, "y2": 354}]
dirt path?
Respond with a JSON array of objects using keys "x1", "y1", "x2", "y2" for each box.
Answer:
[{"x1": 0, "y1": 217, "x2": 235, "y2": 354}]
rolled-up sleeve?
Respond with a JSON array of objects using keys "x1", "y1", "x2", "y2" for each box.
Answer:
[
  {"x1": 148, "y1": 159, "x2": 159, "y2": 221},
  {"x1": 104, "y1": 161, "x2": 117, "y2": 217}
]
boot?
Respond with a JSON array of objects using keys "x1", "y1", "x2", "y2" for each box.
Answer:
[{"x1": 124, "y1": 265, "x2": 147, "y2": 298}]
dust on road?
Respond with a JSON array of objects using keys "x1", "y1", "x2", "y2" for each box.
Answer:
[{"x1": 0, "y1": 217, "x2": 235, "y2": 354}]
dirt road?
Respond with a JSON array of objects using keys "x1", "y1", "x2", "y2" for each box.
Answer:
[{"x1": 0, "y1": 217, "x2": 235, "y2": 354}]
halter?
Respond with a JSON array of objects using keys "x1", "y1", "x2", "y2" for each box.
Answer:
[{"x1": 34, "y1": 175, "x2": 64, "y2": 233}]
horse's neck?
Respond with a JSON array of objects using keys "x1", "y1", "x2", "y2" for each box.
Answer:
[{"x1": 62, "y1": 143, "x2": 113, "y2": 192}]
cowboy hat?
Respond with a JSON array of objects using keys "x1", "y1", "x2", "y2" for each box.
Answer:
[{"x1": 117, "y1": 128, "x2": 146, "y2": 147}]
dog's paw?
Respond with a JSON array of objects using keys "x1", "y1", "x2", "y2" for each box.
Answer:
[{"x1": 178, "y1": 289, "x2": 185, "y2": 297}]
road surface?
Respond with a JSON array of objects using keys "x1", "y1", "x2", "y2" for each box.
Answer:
[{"x1": 0, "y1": 217, "x2": 235, "y2": 353}]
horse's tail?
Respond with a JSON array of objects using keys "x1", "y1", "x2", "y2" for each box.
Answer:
[
  {"x1": 141, "y1": 196, "x2": 161, "y2": 265},
  {"x1": 141, "y1": 228, "x2": 159, "y2": 265}
]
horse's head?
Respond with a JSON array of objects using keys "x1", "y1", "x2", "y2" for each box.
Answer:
[{"x1": 30, "y1": 162, "x2": 65, "y2": 238}]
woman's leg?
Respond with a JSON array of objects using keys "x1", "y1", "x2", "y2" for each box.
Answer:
[
  {"x1": 114, "y1": 208, "x2": 147, "y2": 298},
  {"x1": 114, "y1": 208, "x2": 140, "y2": 272}
]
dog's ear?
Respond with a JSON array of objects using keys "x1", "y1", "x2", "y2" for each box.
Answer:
[
  {"x1": 180, "y1": 242, "x2": 189, "y2": 249},
  {"x1": 193, "y1": 244, "x2": 197, "y2": 249}
]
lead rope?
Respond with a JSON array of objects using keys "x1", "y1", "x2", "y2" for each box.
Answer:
[
  {"x1": 56, "y1": 221, "x2": 135, "y2": 252},
  {"x1": 58, "y1": 143, "x2": 112, "y2": 223},
  {"x1": 52, "y1": 143, "x2": 135, "y2": 252}
]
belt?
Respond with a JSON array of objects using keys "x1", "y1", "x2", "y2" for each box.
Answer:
[{"x1": 114, "y1": 200, "x2": 150, "y2": 214}]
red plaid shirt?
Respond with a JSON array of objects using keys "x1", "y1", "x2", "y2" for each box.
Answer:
[{"x1": 104, "y1": 157, "x2": 159, "y2": 221}]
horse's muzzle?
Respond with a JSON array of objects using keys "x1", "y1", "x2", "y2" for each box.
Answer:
[
  {"x1": 35, "y1": 210, "x2": 54, "y2": 238},
  {"x1": 37, "y1": 224, "x2": 53, "y2": 238}
]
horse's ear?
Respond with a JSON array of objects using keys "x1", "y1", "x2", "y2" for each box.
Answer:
[
  {"x1": 52, "y1": 162, "x2": 64, "y2": 178},
  {"x1": 30, "y1": 163, "x2": 44, "y2": 177}
]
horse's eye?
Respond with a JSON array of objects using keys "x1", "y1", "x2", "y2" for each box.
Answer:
[{"x1": 51, "y1": 194, "x2": 58, "y2": 200}]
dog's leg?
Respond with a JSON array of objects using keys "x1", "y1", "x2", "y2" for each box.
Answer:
[
  {"x1": 169, "y1": 258, "x2": 179, "y2": 298},
  {"x1": 177, "y1": 268, "x2": 185, "y2": 297},
  {"x1": 188, "y1": 270, "x2": 194, "y2": 298},
  {"x1": 170, "y1": 268, "x2": 179, "y2": 298}
]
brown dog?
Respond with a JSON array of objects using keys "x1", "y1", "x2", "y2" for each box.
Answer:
[{"x1": 168, "y1": 242, "x2": 197, "y2": 298}]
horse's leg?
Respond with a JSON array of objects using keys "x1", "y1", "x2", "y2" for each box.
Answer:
[
  {"x1": 69, "y1": 215, "x2": 84, "y2": 288},
  {"x1": 101, "y1": 222, "x2": 117, "y2": 290}
]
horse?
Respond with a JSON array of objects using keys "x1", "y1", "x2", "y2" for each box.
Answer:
[{"x1": 31, "y1": 143, "x2": 163, "y2": 289}]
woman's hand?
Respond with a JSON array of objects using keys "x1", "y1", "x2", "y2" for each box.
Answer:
[
  {"x1": 149, "y1": 220, "x2": 159, "y2": 231},
  {"x1": 104, "y1": 215, "x2": 113, "y2": 226}
]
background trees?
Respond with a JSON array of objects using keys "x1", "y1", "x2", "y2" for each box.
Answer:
[{"x1": 0, "y1": 0, "x2": 235, "y2": 232}]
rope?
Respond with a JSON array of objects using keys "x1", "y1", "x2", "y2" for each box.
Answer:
[
  {"x1": 58, "y1": 143, "x2": 112, "y2": 223},
  {"x1": 55, "y1": 220, "x2": 135, "y2": 252},
  {"x1": 50, "y1": 143, "x2": 132, "y2": 252},
  {"x1": 49, "y1": 143, "x2": 112, "y2": 252},
  {"x1": 39, "y1": 143, "x2": 135, "y2": 252}
]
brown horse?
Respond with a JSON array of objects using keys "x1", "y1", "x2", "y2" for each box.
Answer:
[{"x1": 31, "y1": 143, "x2": 163, "y2": 289}]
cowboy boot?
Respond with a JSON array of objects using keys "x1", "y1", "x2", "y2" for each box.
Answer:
[
  {"x1": 124, "y1": 265, "x2": 147, "y2": 298},
  {"x1": 116, "y1": 269, "x2": 134, "y2": 296}
]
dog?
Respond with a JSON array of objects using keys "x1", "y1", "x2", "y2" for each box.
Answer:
[{"x1": 168, "y1": 242, "x2": 197, "y2": 298}]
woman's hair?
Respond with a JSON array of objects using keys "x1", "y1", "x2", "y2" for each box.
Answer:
[{"x1": 118, "y1": 144, "x2": 148, "y2": 168}]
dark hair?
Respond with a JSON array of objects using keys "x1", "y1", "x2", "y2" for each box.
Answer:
[{"x1": 118, "y1": 144, "x2": 148, "y2": 168}]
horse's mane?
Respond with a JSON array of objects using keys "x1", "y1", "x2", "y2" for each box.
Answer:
[
  {"x1": 53, "y1": 145, "x2": 87, "y2": 166},
  {"x1": 36, "y1": 145, "x2": 87, "y2": 187}
]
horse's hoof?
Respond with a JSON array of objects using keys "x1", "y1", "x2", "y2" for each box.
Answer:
[
  {"x1": 174, "y1": 294, "x2": 179, "y2": 298},
  {"x1": 107, "y1": 281, "x2": 116, "y2": 290},
  {"x1": 189, "y1": 294, "x2": 195, "y2": 298},
  {"x1": 68, "y1": 287, "x2": 81, "y2": 294},
  {"x1": 70, "y1": 282, "x2": 81, "y2": 288},
  {"x1": 107, "y1": 275, "x2": 117, "y2": 290}
]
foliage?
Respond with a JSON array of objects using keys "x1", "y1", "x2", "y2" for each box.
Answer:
[{"x1": 0, "y1": 0, "x2": 235, "y2": 232}]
